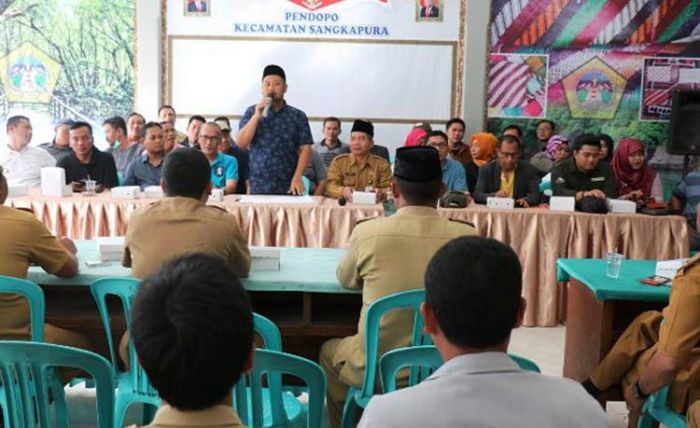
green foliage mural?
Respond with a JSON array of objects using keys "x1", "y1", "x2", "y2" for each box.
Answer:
[{"x1": 0, "y1": 0, "x2": 134, "y2": 121}]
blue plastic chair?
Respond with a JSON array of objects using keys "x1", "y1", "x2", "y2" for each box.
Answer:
[
  {"x1": 638, "y1": 386, "x2": 687, "y2": 428},
  {"x1": 235, "y1": 313, "x2": 315, "y2": 427},
  {"x1": 90, "y1": 277, "x2": 160, "y2": 427},
  {"x1": 244, "y1": 349, "x2": 326, "y2": 428},
  {"x1": 379, "y1": 345, "x2": 442, "y2": 392},
  {"x1": 379, "y1": 346, "x2": 541, "y2": 393},
  {"x1": 0, "y1": 341, "x2": 115, "y2": 427},
  {"x1": 341, "y1": 289, "x2": 429, "y2": 428}
]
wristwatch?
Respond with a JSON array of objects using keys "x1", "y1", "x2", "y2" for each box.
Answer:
[{"x1": 632, "y1": 380, "x2": 650, "y2": 400}]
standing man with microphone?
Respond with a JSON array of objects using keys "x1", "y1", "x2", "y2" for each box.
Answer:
[{"x1": 236, "y1": 65, "x2": 312, "y2": 195}]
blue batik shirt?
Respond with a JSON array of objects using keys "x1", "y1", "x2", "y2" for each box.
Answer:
[
  {"x1": 239, "y1": 102, "x2": 313, "y2": 194},
  {"x1": 210, "y1": 152, "x2": 239, "y2": 189}
]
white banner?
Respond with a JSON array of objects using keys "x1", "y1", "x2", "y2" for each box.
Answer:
[{"x1": 165, "y1": 0, "x2": 465, "y2": 152}]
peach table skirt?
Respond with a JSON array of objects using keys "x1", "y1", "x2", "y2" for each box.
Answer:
[
  {"x1": 438, "y1": 205, "x2": 688, "y2": 327},
  {"x1": 7, "y1": 189, "x2": 383, "y2": 249},
  {"x1": 7, "y1": 191, "x2": 688, "y2": 327}
]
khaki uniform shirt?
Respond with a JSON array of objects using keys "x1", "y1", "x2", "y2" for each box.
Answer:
[
  {"x1": 123, "y1": 197, "x2": 251, "y2": 279},
  {"x1": 139, "y1": 404, "x2": 245, "y2": 427},
  {"x1": 325, "y1": 153, "x2": 392, "y2": 199},
  {"x1": 333, "y1": 206, "x2": 476, "y2": 386},
  {"x1": 0, "y1": 206, "x2": 71, "y2": 336},
  {"x1": 624, "y1": 253, "x2": 700, "y2": 412},
  {"x1": 689, "y1": 401, "x2": 700, "y2": 428}
]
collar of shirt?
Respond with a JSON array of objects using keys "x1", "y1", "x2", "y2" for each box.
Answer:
[
  {"x1": 141, "y1": 153, "x2": 163, "y2": 167},
  {"x1": 427, "y1": 352, "x2": 520, "y2": 382},
  {"x1": 209, "y1": 152, "x2": 226, "y2": 167},
  {"x1": 321, "y1": 139, "x2": 343, "y2": 149},
  {"x1": 72, "y1": 148, "x2": 100, "y2": 166},
  {"x1": 349, "y1": 153, "x2": 374, "y2": 169},
  {"x1": 149, "y1": 404, "x2": 244, "y2": 427},
  {"x1": 395, "y1": 205, "x2": 439, "y2": 217}
]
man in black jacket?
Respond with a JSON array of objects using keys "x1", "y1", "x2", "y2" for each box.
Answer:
[{"x1": 473, "y1": 135, "x2": 541, "y2": 207}]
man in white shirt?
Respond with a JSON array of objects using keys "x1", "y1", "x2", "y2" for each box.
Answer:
[
  {"x1": 0, "y1": 115, "x2": 55, "y2": 188},
  {"x1": 358, "y1": 236, "x2": 607, "y2": 428}
]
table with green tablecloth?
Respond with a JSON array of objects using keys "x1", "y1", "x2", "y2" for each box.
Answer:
[
  {"x1": 28, "y1": 241, "x2": 360, "y2": 360},
  {"x1": 556, "y1": 258, "x2": 670, "y2": 381}
]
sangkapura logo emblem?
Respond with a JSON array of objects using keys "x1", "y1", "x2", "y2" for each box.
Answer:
[{"x1": 286, "y1": 0, "x2": 387, "y2": 10}]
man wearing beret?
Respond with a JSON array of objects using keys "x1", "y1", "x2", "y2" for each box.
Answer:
[
  {"x1": 320, "y1": 146, "x2": 476, "y2": 427},
  {"x1": 325, "y1": 119, "x2": 392, "y2": 203},
  {"x1": 236, "y1": 64, "x2": 312, "y2": 195}
]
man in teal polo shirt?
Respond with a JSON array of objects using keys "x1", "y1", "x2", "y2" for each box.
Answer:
[{"x1": 199, "y1": 122, "x2": 238, "y2": 194}]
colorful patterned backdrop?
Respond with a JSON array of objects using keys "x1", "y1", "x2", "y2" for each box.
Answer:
[{"x1": 487, "y1": 0, "x2": 700, "y2": 151}]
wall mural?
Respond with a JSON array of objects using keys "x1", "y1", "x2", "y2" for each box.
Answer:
[
  {"x1": 0, "y1": 0, "x2": 135, "y2": 145},
  {"x1": 486, "y1": 0, "x2": 700, "y2": 196}
]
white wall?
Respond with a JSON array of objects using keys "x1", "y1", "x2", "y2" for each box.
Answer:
[{"x1": 141, "y1": 0, "x2": 492, "y2": 149}]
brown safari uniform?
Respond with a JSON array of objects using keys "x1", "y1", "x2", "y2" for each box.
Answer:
[
  {"x1": 319, "y1": 206, "x2": 476, "y2": 427},
  {"x1": 123, "y1": 196, "x2": 251, "y2": 279},
  {"x1": 590, "y1": 253, "x2": 700, "y2": 426},
  {"x1": 0, "y1": 205, "x2": 90, "y2": 349},
  {"x1": 689, "y1": 401, "x2": 700, "y2": 428},
  {"x1": 119, "y1": 196, "x2": 251, "y2": 365},
  {"x1": 325, "y1": 153, "x2": 392, "y2": 199}
]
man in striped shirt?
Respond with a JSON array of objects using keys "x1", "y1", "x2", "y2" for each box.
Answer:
[{"x1": 314, "y1": 117, "x2": 346, "y2": 168}]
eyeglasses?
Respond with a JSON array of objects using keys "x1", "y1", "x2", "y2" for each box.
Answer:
[{"x1": 199, "y1": 135, "x2": 219, "y2": 143}]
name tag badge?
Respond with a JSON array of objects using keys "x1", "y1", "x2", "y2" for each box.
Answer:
[
  {"x1": 216, "y1": 166, "x2": 224, "y2": 177},
  {"x1": 591, "y1": 177, "x2": 605, "y2": 182}
]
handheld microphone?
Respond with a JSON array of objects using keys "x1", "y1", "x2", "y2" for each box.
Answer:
[
  {"x1": 338, "y1": 196, "x2": 347, "y2": 206},
  {"x1": 262, "y1": 95, "x2": 273, "y2": 118}
]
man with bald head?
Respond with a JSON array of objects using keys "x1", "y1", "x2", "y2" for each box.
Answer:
[{"x1": 199, "y1": 122, "x2": 238, "y2": 195}]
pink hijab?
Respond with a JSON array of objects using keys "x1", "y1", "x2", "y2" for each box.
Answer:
[{"x1": 404, "y1": 128, "x2": 428, "y2": 147}]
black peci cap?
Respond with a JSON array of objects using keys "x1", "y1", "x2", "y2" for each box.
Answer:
[{"x1": 393, "y1": 146, "x2": 442, "y2": 182}]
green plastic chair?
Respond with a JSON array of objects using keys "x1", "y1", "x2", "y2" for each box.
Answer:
[
  {"x1": 638, "y1": 386, "x2": 687, "y2": 428},
  {"x1": 90, "y1": 277, "x2": 160, "y2": 427},
  {"x1": 0, "y1": 341, "x2": 115, "y2": 427},
  {"x1": 379, "y1": 345, "x2": 442, "y2": 392},
  {"x1": 302, "y1": 176, "x2": 311, "y2": 196},
  {"x1": 0, "y1": 276, "x2": 71, "y2": 426},
  {"x1": 244, "y1": 349, "x2": 326, "y2": 428},
  {"x1": 0, "y1": 275, "x2": 46, "y2": 341},
  {"x1": 379, "y1": 346, "x2": 541, "y2": 393},
  {"x1": 235, "y1": 313, "x2": 314, "y2": 427},
  {"x1": 508, "y1": 353, "x2": 541, "y2": 373},
  {"x1": 341, "y1": 289, "x2": 429, "y2": 428}
]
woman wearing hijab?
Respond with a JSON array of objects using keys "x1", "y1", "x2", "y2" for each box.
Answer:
[
  {"x1": 403, "y1": 124, "x2": 431, "y2": 147},
  {"x1": 530, "y1": 135, "x2": 569, "y2": 174},
  {"x1": 611, "y1": 138, "x2": 663, "y2": 203},
  {"x1": 469, "y1": 132, "x2": 498, "y2": 167}
]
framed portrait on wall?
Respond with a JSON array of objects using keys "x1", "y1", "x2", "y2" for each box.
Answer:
[
  {"x1": 184, "y1": 0, "x2": 210, "y2": 17},
  {"x1": 416, "y1": 0, "x2": 442, "y2": 22}
]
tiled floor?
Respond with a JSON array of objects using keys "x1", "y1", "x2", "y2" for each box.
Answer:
[
  {"x1": 65, "y1": 325, "x2": 630, "y2": 427},
  {"x1": 509, "y1": 325, "x2": 628, "y2": 428}
]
